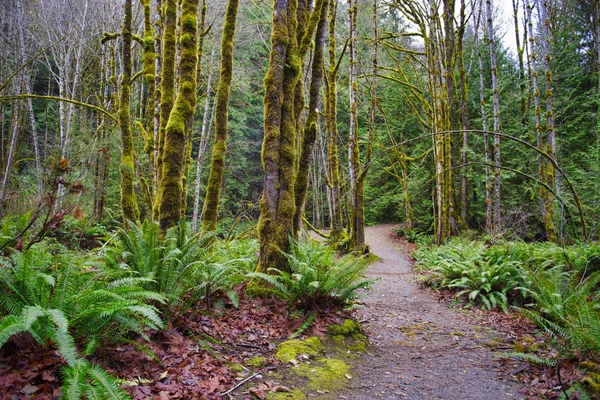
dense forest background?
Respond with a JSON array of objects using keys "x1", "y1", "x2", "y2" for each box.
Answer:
[
  {"x1": 2, "y1": 1, "x2": 600, "y2": 398},
  {"x1": 0, "y1": 0, "x2": 599, "y2": 245}
]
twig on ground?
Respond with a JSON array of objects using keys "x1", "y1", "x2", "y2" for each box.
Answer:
[{"x1": 220, "y1": 372, "x2": 260, "y2": 397}]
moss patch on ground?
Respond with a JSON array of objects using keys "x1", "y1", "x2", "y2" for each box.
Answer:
[
  {"x1": 328, "y1": 319, "x2": 361, "y2": 336},
  {"x1": 265, "y1": 388, "x2": 307, "y2": 400},
  {"x1": 293, "y1": 358, "x2": 352, "y2": 391},
  {"x1": 276, "y1": 337, "x2": 322, "y2": 363},
  {"x1": 246, "y1": 356, "x2": 266, "y2": 367},
  {"x1": 328, "y1": 319, "x2": 368, "y2": 353}
]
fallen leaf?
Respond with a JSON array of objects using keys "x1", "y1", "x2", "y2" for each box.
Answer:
[
  {"x1": 21, "y1": 385, "x2": 39, "y2": 394},
  {"x1": 249, "y1": 387, "x2": 266, "y2": 399}
]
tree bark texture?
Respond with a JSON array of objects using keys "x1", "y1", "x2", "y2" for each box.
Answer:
[
  {"x1": 158, "y1": 0, "x2": 200, "y2": 230},
  {"x1": 202, "y1": 0, "x2": 239, "y2": 232}
]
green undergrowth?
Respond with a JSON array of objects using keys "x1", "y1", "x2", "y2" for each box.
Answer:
[
  {"x1": 0, "y1": 220, "x2": 371, "y2": 398},
  {"x1": 248, "y1": 237, "x2": 375, "y2": 310},
  {"x1": 414, "y1": 237, "x2": 600, "y2": 397}
]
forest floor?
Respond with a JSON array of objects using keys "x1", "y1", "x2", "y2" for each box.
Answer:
[
  {"x1": 1, "y1": 225, "x2": 552, "y2": 399},
  {"x1": 336, "y1": 224, "x2": 526, "y2": 399}
]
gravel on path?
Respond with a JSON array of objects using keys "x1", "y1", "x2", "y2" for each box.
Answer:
[{"x1": 341, "y1": 224, "x2": 523, "y2": 400}]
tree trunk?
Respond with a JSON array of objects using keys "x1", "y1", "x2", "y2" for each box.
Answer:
[
  {"x1": 325, "y1": 0, "x2": 343, "y2": 241},
  {"x1": 202, "y1": 0, "x2": 239, "y2": 232},
  {"x1": 526, "y1": 0, "x2": 556, "y2": 241},
  {"x1": 293, "y1": 0, "x2": 329, "y2": 234},
  {"x1": 540, "y1": 0, "x2": 559, "y2": 241},
  {"x1": 15, "y1": 2, "x2": 43, "y2": 197},
  {"x1": 181, "y1": 0, "x2": 207, "y2": 219},
  {"x1": 140, "y1": 0, "x2": 157, "y2": 208},
  {"x1": 153, "y1": 0, "x2": 177, "y2": 219},
  {"x1": 347, "y1": 0, "x2": 362, "y2": 250},
  {"x1": 457, "y1": 0, "x2": 469, "y2": 229},
  {"x1": 192, "y1": 42, "x2": 217, "y2": 233},
  {"x1": 0, "y1": 103, "x2": 20, "y2": 206},
  {"x1": 257, "y1": 0, "x2": 302, "y2": 273},
  {"x1": 486, "y1": 0, "x2": 502, "y2": 233},
  {"x1": 157, "y1": 0, "x2": 200, "y2": 230},
  {"x1": 475, "y1": 0, "x2": 492, "y2": 234},
  {"x1": 118, "y1": 0, "x2": 140, "y2": 225}
]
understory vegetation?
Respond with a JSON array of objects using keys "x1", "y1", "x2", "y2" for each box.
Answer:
[
  {"x1": 411, "y1": 234, "x2": 600, "y2": 397},
  {"x1": 0, "y1": 221, "x2": 372, "y2": 398}
]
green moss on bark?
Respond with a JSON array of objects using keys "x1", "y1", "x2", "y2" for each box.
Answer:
[
  {"x1": 258, "y1": 0, "x2": 302, "y2": 274},
  {"x1": 119, "y1": 0, "x2": 140, "y2": 225},
  {"x1": 153, "y1": 0, "x2": 177, "y2": 220},
  {"x1": 293, "y1": 0, "x2": 329, "y2": 234},
  {"x1": 157, "y1": 0, "x2": 199, "y2": 230},
  {"x1": 202, "y1": 0, "x2": 239, "y2": 233}
]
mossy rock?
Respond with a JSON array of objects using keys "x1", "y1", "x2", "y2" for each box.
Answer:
[
  {"x1": 294, "y1": 358, "x2": 351, "y2": 391},
  {"x1": 328, "y1": 320, "x2": 367, "y2": 353},
  {"x1": 276, "y1": 337, "x2": 322, "y2": 363},
  {"x1": 266, "y1": 389, "x2": 307, "y2": 400},
  {"x1": 328, "y1": 319, "x2": 361, "y2": 336}
]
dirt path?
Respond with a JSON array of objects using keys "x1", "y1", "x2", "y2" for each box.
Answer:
[{"x1": 341, "y1": 224, "x2": 522, "y2": 399}]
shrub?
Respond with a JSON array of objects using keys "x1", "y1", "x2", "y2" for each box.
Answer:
[
  {"x1": 0, "y1": 241, "x2": 163, "y2": 399},
  {"x1": 414, "y1": 239, "x2": 530, "y2": 311},
  {"x1": 249, "y1": 238, "x2": 374, "y2": 309},
  {"x1": 102, "y1": 220, "x2": 216, "y2": 309}
]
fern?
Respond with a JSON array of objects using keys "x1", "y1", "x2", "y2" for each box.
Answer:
[{"x1": 250, "y1": 238, "x2": 374, "y2": 309}]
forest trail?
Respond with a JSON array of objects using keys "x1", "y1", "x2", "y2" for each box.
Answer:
[{"x1": 341, "y1": 224, "x2": 522, "y2": 399}]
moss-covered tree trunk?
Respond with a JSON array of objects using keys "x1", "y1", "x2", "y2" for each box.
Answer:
[
  {"x1": 354, "y1": 0, "x2": 378, "y2": 253},
  {"x1": 153, "y1": 0, "x2": 177, "y2": 220},
  {"x1": 526, "y1": 0, "x2": 554, "y2": 240},
  {"x1": 486, "y1": 0, "x2": 502, "y2": 233},
  {"x1": 347, "y1": 0, "x2": 361, "y2": 250},
  {"x1": 540, "y1": 0, "x2": 559, "y2": 242},
  {"x1": 119, "y1": 0, "x2": 140, "y2": 225},
  {"x1": 201, "y1": 0, "x2": 239, "y2": 232},
  {"x1": 456, "y1": 0, "x2": 469, "y2": 229},
  {"x1": 325, "y1": 0, "x2": 343, "y2": 241},
  {"x1": 181, "y1": 0, "x2": 207, "y2": 218},
  {"x1": 293, "y1": 0, "x2": 329, "y2": 235},
  {"x1": 475, "y1": 0, "x2": 492, "y2": 235},
  {"x1": 157, "y1": 0, "x2": 200, "y2": 229},
  {"x1": 257, "y1": 0, "x2": 301, "y2": 273},
  {"x1": 137, "y1": 0, "x2": 157, "y2": 218}
]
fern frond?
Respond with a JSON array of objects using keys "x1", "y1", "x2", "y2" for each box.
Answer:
[{"x1": 86, "y1": 363, "x2": 131, "y2": 400}]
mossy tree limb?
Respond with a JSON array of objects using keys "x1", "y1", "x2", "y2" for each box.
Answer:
[
  {"x1": 201, "y1": 0, "x2": 239, "y2": 233},
  {"x1": 157, "y1": 0, "x2": 200, "y2": 230}
]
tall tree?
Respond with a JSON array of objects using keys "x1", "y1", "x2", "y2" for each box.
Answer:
[
  {"x1": 153, "y1": 0, "x2": 177, "y2": 219},
  {"x1": 475, "y1": 0, "x2": 492, "y2": 234},
  {"x1": 257, "y1": 0, "x2": 301, "y2": 272},
  {"x1": 347, "y1": 0, "x2": 362, "y2": 249},
  {"x1": 118, "y1": 0, "x2": 140, "y2": 224},
  {"x1": 202, "y1": 0, "x2": 239, "y2": 232},
  {"x1": 324, "y1": 0, "x2": 343, "y2": 241},
  {"x1": 540, "y1": 0, "x2": 559, "y2": 241},
  {"x1": 486, "y1": 0, "x2": 502, "y2": 232},
  {"x1": 157, "y1": 0, "x2": 200, "y2": 229},
  {"x1": 293, "y1": 0, "x2": 329, "y2": 234}
]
